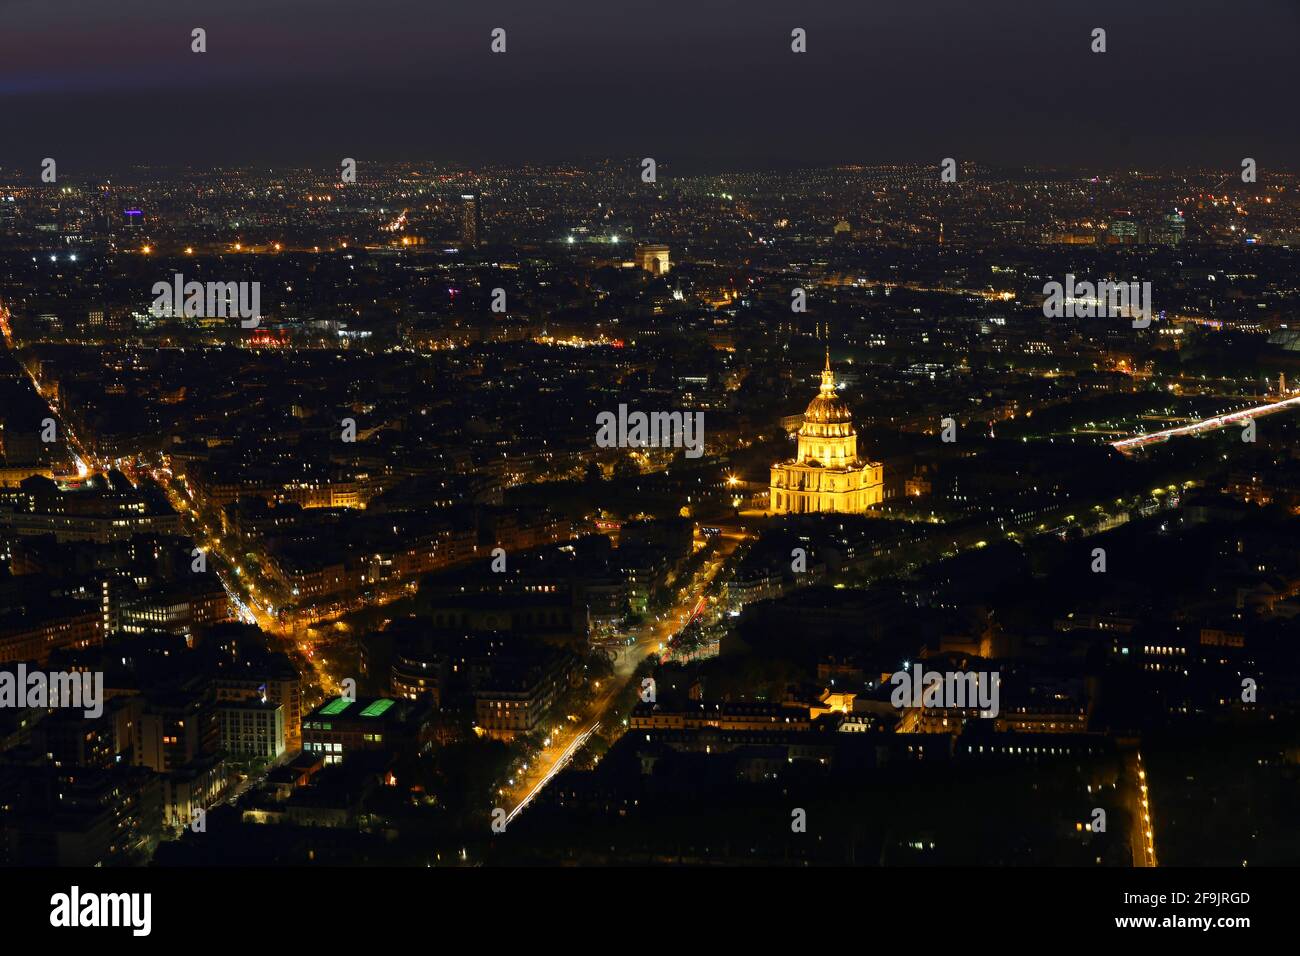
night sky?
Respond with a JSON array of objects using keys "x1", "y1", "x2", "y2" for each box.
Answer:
[{"x1": 2, "y1": 0, "x2": 1298, "y2": 170}]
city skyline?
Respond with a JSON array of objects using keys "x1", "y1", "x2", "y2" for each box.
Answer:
[{"x1": 0, "y1": 2, "x2": 1290, "y2": 933}]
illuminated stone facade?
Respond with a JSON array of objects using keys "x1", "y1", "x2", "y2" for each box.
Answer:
[
  {"x1": 769, "y1": 353, "x2": 883, "y2": 514},
  {"x1": 635, "y1": 244, "x2": 671, "y2": 276}
]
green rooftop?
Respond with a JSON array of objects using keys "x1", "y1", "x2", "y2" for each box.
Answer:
[
  {"x1": 320, "y1": 697, "x2": 354, "y2": 716},
  {"x1": 360, "y1": 699, "x2": 396, "y2": 718}
]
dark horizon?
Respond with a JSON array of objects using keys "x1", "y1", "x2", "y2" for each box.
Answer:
[{"x1": 3, "y1": 0, "x2": 1298, "y2": 169}]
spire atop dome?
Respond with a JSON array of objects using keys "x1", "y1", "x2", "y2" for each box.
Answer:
[{"x1": 820, "y1": 348, "x2": 835, "y2": 393}]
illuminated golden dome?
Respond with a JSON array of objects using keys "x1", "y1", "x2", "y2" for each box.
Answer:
[
  {"x1": 769, "y1": 350, "x2": 884, "y2": 514},
  {"x1": 803, "y1": 390, "x2": 853, "y2": 426},
  {"x1": 798, "y1": 351, "x2": 855, "y2": 442}
]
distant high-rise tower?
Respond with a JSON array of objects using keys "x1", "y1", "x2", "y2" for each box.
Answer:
[
  {"x1": 1110, "y1": 219, "x2": 1138, "y2": 244},
  {"x1": 460, "y1": 194, "x2": 482, "y2": 249},
  {"x1": 1156, "y1": 211, "x2": 1185, "y2": 247}
]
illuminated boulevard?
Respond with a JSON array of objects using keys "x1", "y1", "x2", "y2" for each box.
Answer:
[{"x1": 501, "y1": 528, "x2": 747, "y2": 825}]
